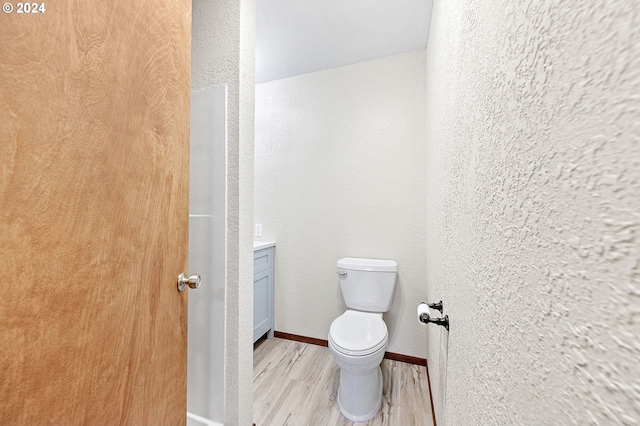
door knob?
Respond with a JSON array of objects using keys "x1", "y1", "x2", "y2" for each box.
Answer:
[{"x1": 177, "y1": 273, "x2": 201, "y2": 291}]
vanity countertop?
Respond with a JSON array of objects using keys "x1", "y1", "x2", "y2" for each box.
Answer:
[{"x1": 253, "y1": 241, "x2": 276, "y2": 251}]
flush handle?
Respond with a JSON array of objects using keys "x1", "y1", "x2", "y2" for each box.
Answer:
[
  {"x1": 337, "y1": 271, "x2": 347, "y2": 277},
  {"x1": 177, "y1": 273, "x2": 201, "y2": 291}
]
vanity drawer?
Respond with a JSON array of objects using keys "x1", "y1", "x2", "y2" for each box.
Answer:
[{"x1": 253, "y1": 247, "x2": 273, "y2": 273}]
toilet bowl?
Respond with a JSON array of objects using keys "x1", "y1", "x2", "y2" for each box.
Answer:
[
  {"x1": 329, "y1": 258, "x2": 397, "y2": 422},
  {"x1": 329, "y1": 310, "x2": 388, "y2": 421}
]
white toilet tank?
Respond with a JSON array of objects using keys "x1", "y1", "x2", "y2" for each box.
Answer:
[{"x1": 337, "y1": 258, "x2": 397, "y2": 312}]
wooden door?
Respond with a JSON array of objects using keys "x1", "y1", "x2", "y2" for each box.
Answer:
[{"x1": 0, "y1": 1, "x2": 191, "y2": 424}]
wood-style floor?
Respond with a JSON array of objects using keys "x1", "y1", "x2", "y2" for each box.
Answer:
[{"x1": 253, "y1": 337, "x2": 434, "y2": 426}]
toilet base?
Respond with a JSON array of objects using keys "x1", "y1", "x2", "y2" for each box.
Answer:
[{"x1": 337, "y1": 365, "x2": 383, "y2": 422}]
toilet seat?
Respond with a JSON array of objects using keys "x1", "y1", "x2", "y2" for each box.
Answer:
[{"x1": 329, "y1": 310, "x2": 388, "y2": 356}]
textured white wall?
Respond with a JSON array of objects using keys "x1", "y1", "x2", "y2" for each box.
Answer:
[
  {"x1": 425, "y1": 1, "x2": 640, "y2": 424},
  {"x1": 192, "y1": 1, "x2": 255, "y2": 424},
  {"x1": 255, "y1": 50, "x2": 427, "y2": 358}
]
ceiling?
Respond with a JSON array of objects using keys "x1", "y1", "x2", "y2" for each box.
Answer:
[{"x1": 255, "y1": 0, "x2": 434, "y2": 84}]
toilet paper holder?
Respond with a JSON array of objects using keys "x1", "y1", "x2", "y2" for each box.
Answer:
[
  {"x1": 427, "y1": 300, "x2": 443, "y2": 314},
  {"x1": 419, "y1": 300, "x2": 449, "y2": 331},
  {"x1": 420, "y1": 311, "x2": 449, "y2": 331}
]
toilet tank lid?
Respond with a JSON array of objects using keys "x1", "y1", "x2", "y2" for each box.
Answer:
[{"x1": 337, "y1": 257, "x2": 397, "y2": 272}]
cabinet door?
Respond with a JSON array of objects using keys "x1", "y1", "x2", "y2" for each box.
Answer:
[{"x1": 253, "y1": 269, "x2": 271, "y2": 342}]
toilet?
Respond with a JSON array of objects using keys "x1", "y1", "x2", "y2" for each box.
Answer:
[{"x1": 328, "y1": 257, "x2": 397, "y2": 422}]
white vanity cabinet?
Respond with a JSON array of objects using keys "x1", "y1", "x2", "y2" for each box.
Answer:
[{"x1": 253, "y1": 243, "x2": 275, "y2": 343}]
